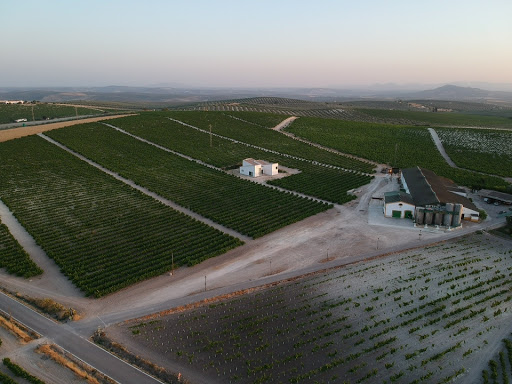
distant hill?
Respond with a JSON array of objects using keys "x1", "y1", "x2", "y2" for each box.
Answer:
[
  {"x1": 406, "y1": 84, "x2": 512, "y2": 103},
  {"x1": 1, "y1": 84, "x2": 512, "y2": 107}
]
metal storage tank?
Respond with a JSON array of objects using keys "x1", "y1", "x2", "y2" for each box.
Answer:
[
  {"x1": 415, "y1": 208, "x2": 424, "y2": 225},
  {"x1": 452, "y1": 204, "x2": 462, "y2": 226},
  {"x1": 424, "y1": 210, "x2": 433, "y2": 225},
  {"x1": 434, "y1": 211, "x2": 443, "y2": 226},
  {"x1": 444, "y1": 203, "x2": 454, "y2": 226}
]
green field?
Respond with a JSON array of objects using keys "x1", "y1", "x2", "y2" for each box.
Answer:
[
  {"x1": 103, "y1": 113, "x2": 372, "y2": 204},
  {"x1": 46, "y1": 123, "x2": 332, "y2": 238},
  {"x1": 0, "y1": 221, "x2": 42, "y2": 278},
  {"x1": 161, "y1": 111, "x2": 374, "y2": 173},
  {"x1": 0, "y1": 103, "x2": 104, "y2": 125},
  {"x1": 0, "y1": 136, "x2": 243, "y2": 297},
  {"x1": 436, "y1": 127, "x2": 512, "y2": 177},
  {"x1": 286, "y1": 117, "x2": 509, "y2": 191},
  {"x1": 358, "y1": 108, "x2": 512, "y2": 128}
]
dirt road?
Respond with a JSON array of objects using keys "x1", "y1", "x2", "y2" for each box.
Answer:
[
  {"x1": 428, "y1": 127, "x2": 458, "y2": 167},
  {"x1": 0, "y1": 114, "x2": 135, "y2": 143}
]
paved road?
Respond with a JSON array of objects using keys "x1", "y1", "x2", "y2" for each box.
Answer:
[{"x1": 0, "y1": 292, "x2": 163, "y2": 384}]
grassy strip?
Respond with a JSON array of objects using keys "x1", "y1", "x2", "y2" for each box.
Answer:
[
  {"x1": 0, "y1": 314, "x2": 38, "y2": 343},
  {"x1": 36, "y1": 344, "x2": 116, "y2": 384}
]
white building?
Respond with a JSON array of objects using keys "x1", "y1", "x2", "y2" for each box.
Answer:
[
  {"x1": 239, "y1": 158, "x2": 278, "y2": 177},
  {"x1": 384, "y1": 191, "x2": 415, "y2": 219}
]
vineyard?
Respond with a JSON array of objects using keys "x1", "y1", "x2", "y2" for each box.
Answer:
[
  {"x1": 162, "y1": 111, "x2": 374, "y2": 173},
  {"x1": 481, "y1": 335, "x2": 512, "y2": 384},
  {"x1": 92, "y1": 114, "x2": 372, "y2": 204},
  {"x1": 45, "y1": 123, "x2": 332, "y2": 238},
  {"x1": 435, "y1": 127, "x2": 512, "y2": 177},
  {"x1": 0, "y1": 103, "x2": 103, "y2": 125},
  {"x1": 286, "y1": 117, "x2": 510, "y2": 191},
  {"x1": 356, "y1": 108, "x2": 512, "y2": 129},
  {"x1": 0, "y1": 220, "x2": 42, "y2": 278},
  {"x1": 113, "y1": 233, "x2": 512, "y2": 384},
  {"x1": 0, "y1": 136, "x2": 243, "y2": 297}
]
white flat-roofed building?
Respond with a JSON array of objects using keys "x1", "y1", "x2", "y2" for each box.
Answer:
[{"x1": 240, "y1": 158, "x2": 278, "y2": 177}]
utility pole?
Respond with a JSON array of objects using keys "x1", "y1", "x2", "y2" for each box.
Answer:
[
  {"x1": 75, "y1": 106, "x2": 78, "y2": 119},
  {"x1": 171, "y1": 252, "x2": 174, "y2": 276},
  {"x1": 377, "y1": 237, "x2": 380, "y2": 250},
  {"x1": 204, "y1": 275, "x2": 207, "y2": 292},
  {"x1": 393, "y1": 143, "x2": 398, "y2": 166},
  {"x1": 31, "y1": 105, "x2": 35, "y2": 121}
]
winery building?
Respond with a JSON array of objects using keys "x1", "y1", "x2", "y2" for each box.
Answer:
[{"x1": 384, "y1": 167, "x2": 480, "y2": 226}]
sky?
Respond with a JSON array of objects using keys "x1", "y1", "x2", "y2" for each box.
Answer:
[{"x1": 1, "y1": 0, "x2": 511, "y2": 88}]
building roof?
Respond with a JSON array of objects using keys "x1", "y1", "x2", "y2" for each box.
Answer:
[
  {"x1": 401, "y1": 167, "x2": 438, "y2": 206},
  {"x1": 243, "y1": 158, "x2": 259, "y2": 166},
  {"x1": 401, "y1": 167, "x2": 478, "y2": 211},
  {"x1": 479, "y1": 189, "x2": 512, "y2": 204},
  {"x1": 384, "y1": 191, "x2": 415, "y2": 206},
  {"x1": 243, "y1": 158, "x2": 276, "y2": 166},
  {"x1": 420, "y1": 168, "x2": 478, "y2": 211}
]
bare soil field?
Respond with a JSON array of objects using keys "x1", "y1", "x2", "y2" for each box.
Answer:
[
  {"x1": 0, "y1": 114, "x2": 134, "y2": 143},
  {"x1": 107, "y1": 232, "x2": 512, "y2": 384}
]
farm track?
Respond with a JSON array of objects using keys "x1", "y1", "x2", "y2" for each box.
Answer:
[
  {"x1": 428, "y1": 128, "x2": 458, "y2": 168},
  {"x1": 39, "y1": 133, "x2": 251, "y2": 243}
]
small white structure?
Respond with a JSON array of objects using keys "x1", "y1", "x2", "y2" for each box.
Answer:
[{"x1": 239, "y1": 158, "x2": 278, "y2": 177}]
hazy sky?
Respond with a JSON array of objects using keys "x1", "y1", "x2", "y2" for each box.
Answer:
[{"x1": 2, "y1": 0, "x2": 511, "y2": 88}]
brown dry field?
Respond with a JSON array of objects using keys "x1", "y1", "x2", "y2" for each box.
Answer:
[{"x1": 0, "y1": 114, "x2": 135, "y2": 143}]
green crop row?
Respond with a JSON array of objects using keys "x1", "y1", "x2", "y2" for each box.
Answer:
[
  {"x1": 46, "y1": 123, "x2": 332, "y2": 238},
  {"x1": 0, "y1": 221, "x2": 42, "y2": 277},
  {"x1": 0, "y1": 136, "x2": 242, "y2": 297}
]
